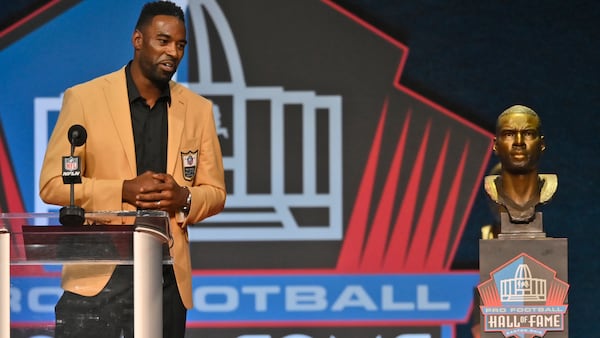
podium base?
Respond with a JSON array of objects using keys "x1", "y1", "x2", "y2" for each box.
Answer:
[{"x1": 59, "y1": 206, "x2": 85, "y2": 226}]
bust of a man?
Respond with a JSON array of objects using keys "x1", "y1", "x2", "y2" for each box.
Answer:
[{"x1": 484, "y1": 105, "x2": 557, "y2": 227}]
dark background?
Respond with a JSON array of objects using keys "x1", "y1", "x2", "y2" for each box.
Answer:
[
  {"x1": 331, "y1": 0, "x2": 599, "y2": 336},
  {"x1": 2, "y1": 0, "x2": 598, "y2": 336}
]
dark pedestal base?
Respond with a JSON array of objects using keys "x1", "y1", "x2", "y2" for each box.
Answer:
[{"x1": 498, "y1": 212, "x2": 545, "y2": 239}]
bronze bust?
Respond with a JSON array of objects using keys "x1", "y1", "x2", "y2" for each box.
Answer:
[{"x1": 484, "y1": 105, "x2": 557, "y2": 237}]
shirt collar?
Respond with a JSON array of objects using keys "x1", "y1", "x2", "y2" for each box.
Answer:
[{"x1": 125, "y1": 61, "x2": 171, "y2": 106}]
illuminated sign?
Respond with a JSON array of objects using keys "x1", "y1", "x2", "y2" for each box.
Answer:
[{"x1": 478, "y1": 254, "x2": 569, "y2": 337}]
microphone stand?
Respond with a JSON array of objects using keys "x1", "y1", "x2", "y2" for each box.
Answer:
[{"x1": 59, "y1": 126, "x2": 86, "y2": 226}]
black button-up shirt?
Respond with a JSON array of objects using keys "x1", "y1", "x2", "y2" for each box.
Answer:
[{"x1": 125, "y1": 63, "x2": 169, "y2": 175}]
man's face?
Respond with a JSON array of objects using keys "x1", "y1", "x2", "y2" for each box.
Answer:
[
  {"x1": 494, "y1": 112, "x2": 545, "y2": 174},
  {"x1": 134, "y1": 15, "x2": 187, "y2": 85}
]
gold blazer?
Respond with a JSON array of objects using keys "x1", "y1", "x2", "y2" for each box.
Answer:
[{"x1": 39, "y1": 67, "x2": 226, "y2": 309}]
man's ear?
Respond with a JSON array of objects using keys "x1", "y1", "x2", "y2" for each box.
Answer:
[
  {"x1": 492, "y1": 137, "x2": 498, "y2": 154},
  {"x1": 132, "y1": 29, "x2": 143, "y2": 50}
]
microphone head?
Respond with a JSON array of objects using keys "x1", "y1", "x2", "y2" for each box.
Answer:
[{"x1": 68, "y1": 124, "x2": 87, "y2": 147}]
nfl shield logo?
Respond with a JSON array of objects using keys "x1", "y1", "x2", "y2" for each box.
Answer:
[{"x1": 65, "y1": 157, "x2": 78, "y2": 171}]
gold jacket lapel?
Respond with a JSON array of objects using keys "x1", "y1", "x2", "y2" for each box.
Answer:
[
  {"x1": 167, "y1": 82, "x2": 186, "y2": 176},
  {"x1": 104, "y1": 68, "x2": 137, "y2": 176}
]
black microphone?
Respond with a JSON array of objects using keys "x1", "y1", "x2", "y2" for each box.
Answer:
[
  {"x1": 68, "y1": 124, "x2": 87, "y2": 148},
  {"x1": 59, "y1": 124, "x2": 87, "y2": 226}
]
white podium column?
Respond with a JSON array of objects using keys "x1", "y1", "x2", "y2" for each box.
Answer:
[
  {"x1": 134, "y1": 229, "x2": 164, "y2": 338},
  {"x1": 0, "y1": 230, "x2": 9, "y2": 338}
]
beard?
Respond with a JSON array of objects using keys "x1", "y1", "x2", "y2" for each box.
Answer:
[
  {"x1": 148, "y1": 65, "x2": 175, "y2": 87},
  {"x1": 139, "y1": 57, "x2": 177, "y2": 87}
]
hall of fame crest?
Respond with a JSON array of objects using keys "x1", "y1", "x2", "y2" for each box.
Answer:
[{"x1": 478, "y1": 253, "x2": 569, "y2": 338}]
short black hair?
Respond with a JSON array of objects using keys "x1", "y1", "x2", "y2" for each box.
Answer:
[{"x1": 135, "y1": 1, "x2": 185, "y2": 30}]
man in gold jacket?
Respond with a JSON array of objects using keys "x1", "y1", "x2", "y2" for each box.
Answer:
[{"x1": 39, "y1": 2, "x2": 226, "y2": 337}]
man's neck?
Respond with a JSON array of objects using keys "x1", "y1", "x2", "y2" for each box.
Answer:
[{"x1": 130, "y1": 62, "x2": 165, "y2": 108}]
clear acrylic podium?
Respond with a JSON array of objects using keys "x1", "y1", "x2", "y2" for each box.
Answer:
[{"x1": 0, "y1": 211, "x2": 172, "y2": 338}]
